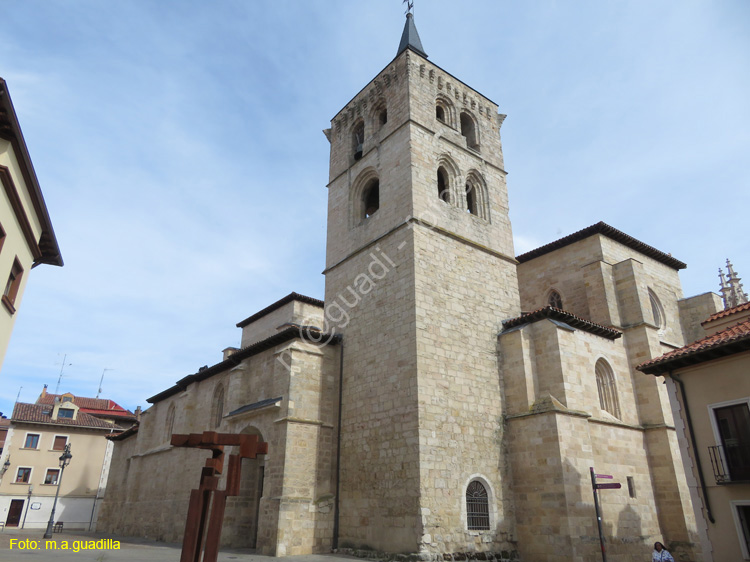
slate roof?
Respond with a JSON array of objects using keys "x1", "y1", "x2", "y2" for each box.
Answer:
[
  {"x1": 703, "y1": 301, "x2": 750, "y2": 324},
  {"x1": 227, "y1": 397, "x2": 283, "y2": 418},
  {"x1": 397, "y1": 13, "x2": 428, "y2": 58},
  {"x1": 516, "y1": 221, "x2": 686, "y2": 270},
  {"x1": 12, "y1": 403, "x2": 114, "y2": 430},
  {"x1": 502, "y1": 306, "x2": 622, "y2": 340},
  {"x1": 637, "y1": 320, "x2": 750, "y2": 374}
]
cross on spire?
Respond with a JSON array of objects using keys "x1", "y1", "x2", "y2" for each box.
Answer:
[{"x1": 403, "y1": 0, "x2": 414, "y2": 15}]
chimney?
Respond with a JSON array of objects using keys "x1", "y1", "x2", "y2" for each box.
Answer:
[{"x1": 135, "y1": 406, "x2": 142, "y2": 422}]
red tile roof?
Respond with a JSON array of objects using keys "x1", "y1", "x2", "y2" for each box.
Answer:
[
  {"x1": 702, "y1": 301, "x2": 750, "y2": 324},
  {"x1": 36, "y1": 393, "x2": 135, "y2": 419},
  {"x1": 502, "y1": 306, "x2": 622, "y2": 340},
  {"x1": 637, "y1": 320, "x2": 750, "y2": 374},
  {"x1": 12, "y1": 403, "x2": 115, "y2": 430}
]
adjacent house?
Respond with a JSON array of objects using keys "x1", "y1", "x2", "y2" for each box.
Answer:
[
  {"x1": 638, "y1": 302, "x2": 750, "y2": 561},
  {"x1": 0, "y1": 78, "x2": 63, "y2": 368},
  {"x1": 0, "y1": 391, "x2": 135, "y2": 530}
]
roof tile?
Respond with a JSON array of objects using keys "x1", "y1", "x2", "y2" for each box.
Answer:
[
  {"x1": 637, "y1": 320, "x2": 750, "y2": 374},
  {"x1": 12, "y1": 403, "x2": 114, "y2": 429}
]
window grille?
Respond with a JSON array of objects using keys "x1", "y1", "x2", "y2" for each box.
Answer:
[
  {"x1": 466, "y1": 480, "x2": 490, "y2": 530},
  {"x1": 548, "y1": 290, "x2": 563, "y2": 309}
]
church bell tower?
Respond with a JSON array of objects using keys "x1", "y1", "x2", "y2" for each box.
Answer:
[{"x1": 323, "y1": 12, "x2": 521, "y2": 556}]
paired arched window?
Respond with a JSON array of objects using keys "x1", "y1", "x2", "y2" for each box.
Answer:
[
  {"x1": 435, "y1": 96, "x2": 455, "y2": 128},
  {"x1": 595, "y1": 359, "x2": 621, "y2": 419},
  {"x1": 466, "y1": 480, "x2": 490, "y2": 530},
  {"x1": 460, "y1": 111, "x2": 479, "y2": 151},
  {"x1": 548, "y1": 290, "x2": 563, "y2": 309},
  {"x1": 212, "y1": 385, "x2": 225, "y2": 428},
  {"x1": 352, "y1": 120, "x2": 364, "y2": 161},
  {"x1": 362, "y1": 179, "x2": 380, "y2": 219},
  {"x1": 437, "y1": 167, "x2": 450, "y2": 203},
  {"x1": 464, "y1": 172, "x2": 487, "y2": 219}
]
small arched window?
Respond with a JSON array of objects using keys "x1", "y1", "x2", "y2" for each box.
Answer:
[
  {"x1": 362, "y1": 179, "x2": 380, "y2": 219},
  {"x1": 436, "y1": 105, "x2": 445, "y2": 123},
  {"x1": 213, "y1": 385, "x2": 225, "y2": 428},
  {"x1": 465, "y1": 182, "x2": 477, "y2": 215},
  {"x1": 548, "y1": 290, "x2": 563, "y2": 309},
  {"x1": 352, "y1": 121, "x2": 364, "y2": 161},
  {"x1": 437, "y1": 167, "x2": 450, "y2": 203},
  {"x1": 165, "y1": 404, "x2": 176, "y2": 441},
  {"x1": 595, "y1": 359, "x2": 621, "y2": 419},
  {"x1": 648, "y1": 289, "x2": 666, "y2": 333},
  {"x1": 460, "y1": 112, "x2": 479, "y2": 151},
  {"x1": 379, "y1": 109, "x2": 387, "y2": 126},
  {"x1": 466, "y1": 480, "x2": 490, "y2": 531}
]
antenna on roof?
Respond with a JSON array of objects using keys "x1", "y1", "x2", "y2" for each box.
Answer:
[
  {"x1": 54, "y1": 353, "x2": 72, "y2": 395},
  {"x1": 15, "y1": 386, "x2": 22, "y2": 404},
  {"x1": 96, "y1": 368, "x2": 113, "y2": 399}
]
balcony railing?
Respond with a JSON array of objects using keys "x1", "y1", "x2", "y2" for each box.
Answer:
[{"x1": 709, "y1": 444, "x2": 750, "y2": 484}]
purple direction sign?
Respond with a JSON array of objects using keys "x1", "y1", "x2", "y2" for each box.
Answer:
[{"x1": 595, "y1": 482, "x2": 622, "y2": 490}]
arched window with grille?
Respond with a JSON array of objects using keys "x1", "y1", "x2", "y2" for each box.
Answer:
[
  {"x1": 548, "y1": 289, "x2": 563, "y2": 309},
  {"x1": 595, "y1": 359, "x2": 621, "y2": 419},
  {"x1": 466, "y1": 480, "x2": 490, "y2": 530}
]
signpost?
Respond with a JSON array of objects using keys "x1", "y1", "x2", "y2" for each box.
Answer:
[{"x1": 590, "y1": 467, "x2": 622, "y2": 562}]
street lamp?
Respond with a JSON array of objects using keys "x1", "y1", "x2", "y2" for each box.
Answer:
[
  {"x1": 21, "y1": 484, "x2": 33, "y2": 528},
  {"x1": 43, "y1": 444, "x2": 72, "y2": 539}
]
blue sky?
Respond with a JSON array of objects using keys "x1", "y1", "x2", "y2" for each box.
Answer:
[{"x1": 0, "y1": 1, "x2": 748, "y2": 416}]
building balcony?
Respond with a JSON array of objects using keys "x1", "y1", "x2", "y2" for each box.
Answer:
[{"x1": 709, "y1": 444, "x2": 750, "y2": 484}]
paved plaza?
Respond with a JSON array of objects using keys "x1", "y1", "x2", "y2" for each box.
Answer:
[{"x1": 0, "y1": 529, "x2": 359, "y2": 562}]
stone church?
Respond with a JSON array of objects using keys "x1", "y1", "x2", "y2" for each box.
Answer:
[{"x1": 98, "y1": 13, "x2": 719, "y2": 562}]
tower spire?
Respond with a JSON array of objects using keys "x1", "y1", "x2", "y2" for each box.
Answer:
[{"x1": 397, "y1": 6, "x2": 427, "y2": 58}]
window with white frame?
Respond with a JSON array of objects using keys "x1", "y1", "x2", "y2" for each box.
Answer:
[
  {"x1": 23, "y1": 433, "x2": 40, "y2": 449},
  {"x1": 52, "y1": 435, "x2": 68, "y2": 451},
  {"x1": 15, "y1": 467, "x2": 31, "y2": 483},
  {"x1": 731, "y1": 501, "x2": 750, "y2": 560},
  {"x1": 44, "y1": 468, "x2": 60, "y2": 485},
  {"x1": 710, "y1": 399, "x2": 750, "y2": 482}
]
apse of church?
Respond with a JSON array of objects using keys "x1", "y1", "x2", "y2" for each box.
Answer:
[{"x1": 97, "y1": 12, "x2": 711, "y2": 562}]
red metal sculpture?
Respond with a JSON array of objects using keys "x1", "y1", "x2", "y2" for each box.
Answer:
[{"x1": 171, "y1": 431, "x2": 268, "y2": 562}]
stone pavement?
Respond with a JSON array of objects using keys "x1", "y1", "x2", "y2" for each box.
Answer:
[{"x1": 0, "y1": 529, "x2": 361, "y2": 562}]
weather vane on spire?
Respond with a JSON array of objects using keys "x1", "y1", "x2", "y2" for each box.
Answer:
[{"x1": 403, "y1": 0, "x2": 414, "y2": 15}]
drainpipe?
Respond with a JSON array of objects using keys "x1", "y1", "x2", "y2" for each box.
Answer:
[
  {"x1": 332, "y1": 339, "x2": 344, "y2": 550},
  {"x1": 671, "y1": 371, "x2": 715, "y2": 523}
]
